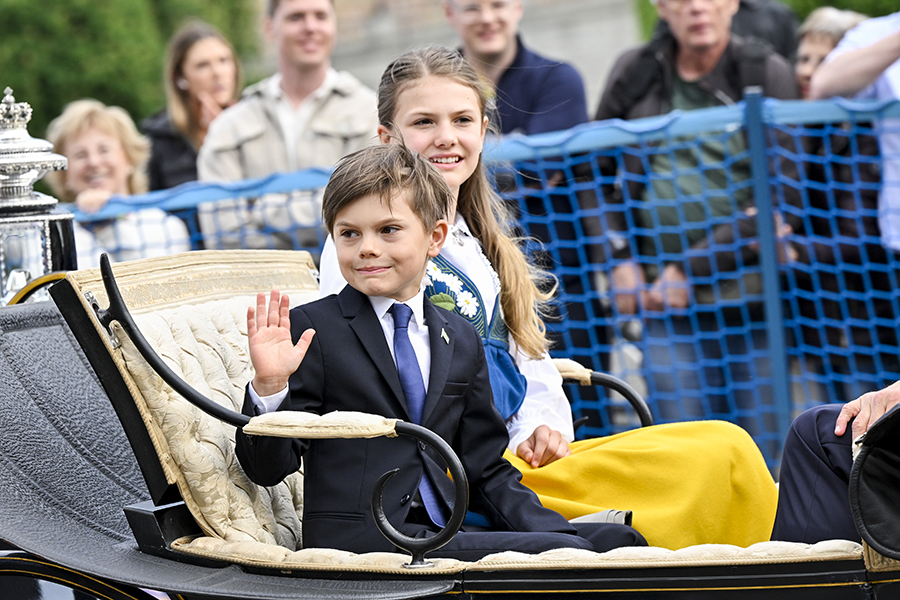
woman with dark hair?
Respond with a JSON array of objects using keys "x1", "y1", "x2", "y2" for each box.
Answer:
[{"x1": 141, "y1": 20, "x2": 242, "y2": 190}]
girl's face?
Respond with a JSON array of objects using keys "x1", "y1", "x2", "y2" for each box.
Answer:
[
  {"x1": 379, "y1": 75, "x2": 487, "y2": 201},
  {"x1": 181, "y1": 37, "x2": 237, "y2": 108},
  {"x1": 795, "y1": 34, "x2": 835, "y2": 100},
  {"x1": 64, "y1": 127, "x2": 132, "y2": 196}
]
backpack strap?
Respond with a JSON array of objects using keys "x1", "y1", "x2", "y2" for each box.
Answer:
[
  {"x1": 607, "y1": 33, "x2": 672, "y2": 117},
  {"x1": 735, "y1": 36, "x2": 769, "y2": 93}
]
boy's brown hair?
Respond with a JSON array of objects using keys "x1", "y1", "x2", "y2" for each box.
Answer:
[{"x1": 322, "y1": 143, "x2": 453, "y2": 234}]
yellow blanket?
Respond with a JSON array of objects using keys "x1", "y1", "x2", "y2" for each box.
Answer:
[{"x1": 504, "y1": 421, "x2": 777, "y2": 550}]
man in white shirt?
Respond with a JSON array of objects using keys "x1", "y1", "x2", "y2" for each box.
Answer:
[
  {"x1": 198, "y1": 0, "x2": 377, "y2": 181},
  {"x1": 196, "y1": 0, "x2": 378, "y2": 250}
]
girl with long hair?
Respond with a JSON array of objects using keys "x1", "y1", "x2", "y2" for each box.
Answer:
[{"x1": 142, "y1": 20, "x2": 241, "y2": 190}]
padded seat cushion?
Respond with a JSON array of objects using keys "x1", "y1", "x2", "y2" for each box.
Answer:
[
  {"x1": 169, "y1": 535, "x2": 861, "y2": 573},
  {"x1": 62, "y1": 251, "x2": 320, "y2": 550}
]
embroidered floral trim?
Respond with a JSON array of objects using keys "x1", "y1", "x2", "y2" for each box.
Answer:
[
  {"x1": 426, "y1": 255, "x2": 512, "y2": 348},
  {"x1": 425, "y1": 258, "x2": 487, "y2": 337},
  {"x1": 455, "y1": 291, "x2": 478, "y2": 318}
]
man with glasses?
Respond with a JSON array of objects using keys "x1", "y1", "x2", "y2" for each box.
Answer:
[
  {"x1": 594, "y1": 0, "x2": 797, "y2": 421},
  {"x1": 443, "y1": 0, "x2": 588, "y2": 135}
]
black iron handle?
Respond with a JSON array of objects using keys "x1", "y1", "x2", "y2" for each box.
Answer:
[
  {"x1": 97, "y1": 253, "x2": 468, "y2": 565},
  {"x1": 590, "y1": 371, "x2": 654, "y2": 427},
  {"x1": 372, "y1": 421, "x2": 468, "y2": 567},
  {"x1": 99, "y1": 253, "x2": 250, "y2": 427}
]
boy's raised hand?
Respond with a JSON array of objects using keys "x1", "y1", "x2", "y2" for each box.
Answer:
[{"x1": 248, "y1": 290, "x2": 315, "y2": 397}]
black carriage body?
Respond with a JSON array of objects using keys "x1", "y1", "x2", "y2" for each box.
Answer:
[{"x1": 0, "y1": 283, "x2": 887, "y2": 599}]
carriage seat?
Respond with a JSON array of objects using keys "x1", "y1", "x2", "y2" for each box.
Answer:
[{"x1": 54, "y1": 250, "x2": 865, "y2": 575}]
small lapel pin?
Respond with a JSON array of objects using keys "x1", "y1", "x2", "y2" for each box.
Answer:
[{"x1": 441, "y1": 328, "x2": 450, "y2": 344}]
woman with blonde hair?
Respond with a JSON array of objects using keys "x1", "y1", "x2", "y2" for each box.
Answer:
[
  {"x1": 319, "y1": 46, "x2": 777, "y2": 549},
  {"x1": 142, "y1": 20, "x2": 241, "y2": 190},
  {"x1": 46, "y1": 99, "x2": 190, "y2": 267}
]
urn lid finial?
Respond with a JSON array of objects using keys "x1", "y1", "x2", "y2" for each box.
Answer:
[
  {"x1": 0, "y1": 86, "x2": 67, "y2": 208},
  {"x1": 0, "y1": 87, "x2": 34, "y2": 129}
]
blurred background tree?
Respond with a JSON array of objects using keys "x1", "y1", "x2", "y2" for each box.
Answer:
[
  {"x1": 781, "y1": 0, "x2": 896, "y2": 19},
  {"x1": 635, "y1": 0, "x2": 896, "y2": 42},
  {"x1": 0, "y1": 0, "x2": 259, "y2": 139}
]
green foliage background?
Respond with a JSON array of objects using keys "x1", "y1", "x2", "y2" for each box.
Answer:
[
  {"x1": 635, "y1": 0, "x2": 896, "y2": 42},
  {"x1": 0, "y1": 0, "x2": 259, "y2": 139},
  {"x1": 781, "y1": 0, "x2": 896, "y2": 20}
]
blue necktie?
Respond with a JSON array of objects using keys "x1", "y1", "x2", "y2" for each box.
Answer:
[{"x1": 390, "y1": 303, "x2": 446, "y2": 527}]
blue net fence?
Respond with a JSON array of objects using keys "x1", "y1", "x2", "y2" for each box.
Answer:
[{"x1": 65, "y1": 94, "x2": 900, "y2": 471}]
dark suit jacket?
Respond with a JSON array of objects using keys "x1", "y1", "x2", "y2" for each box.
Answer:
[{"x1": 235, "y1": 285, "x2": 577, "y2": 553}]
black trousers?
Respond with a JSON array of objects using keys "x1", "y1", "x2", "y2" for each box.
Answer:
[
  {"x1": 771, "y1": 403, "x2": 859, "y2": 543},
  {"x1": 406, "y1": 505, "x2": 647, "y2": 562}
]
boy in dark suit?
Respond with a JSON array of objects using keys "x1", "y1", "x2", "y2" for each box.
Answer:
[{"x1": 235, "y1": 143, "x2": 645, "y2": 560}]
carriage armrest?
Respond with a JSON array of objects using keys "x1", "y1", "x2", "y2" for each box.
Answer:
[
  {"x1": 243, "y1": 411, "x2": 399, "y2": 439},
  {"x1": 553, "y1": 358, "x2": 654, "y2": 428}
]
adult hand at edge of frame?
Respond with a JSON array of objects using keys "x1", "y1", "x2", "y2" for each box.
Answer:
[{"x1": 835, "y1": 379, "x2": 900, "y2": 440}]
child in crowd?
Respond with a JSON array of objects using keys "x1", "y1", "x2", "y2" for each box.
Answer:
[{"x1": 234, "y1": 143, "x2": 645, "y2": 560}]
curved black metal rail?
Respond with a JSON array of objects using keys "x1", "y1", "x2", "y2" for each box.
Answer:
[
  {"x1": 590, "y1": 372, "x2": 654, "y2": 428},
  {"x1": 96, "y1": 254, "x2": 468, "y2": 566},
  {"x1": 372, "y1": 421, "x2": 469, "y2": 567}
]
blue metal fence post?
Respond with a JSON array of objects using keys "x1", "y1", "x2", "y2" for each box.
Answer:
[{"x1": 744, "y1": 88, "x2": 792, "y2": 451}]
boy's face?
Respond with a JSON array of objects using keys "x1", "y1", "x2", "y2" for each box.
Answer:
[{"x1": 333, "y1": 191, "x2": 448, "y2": 302}]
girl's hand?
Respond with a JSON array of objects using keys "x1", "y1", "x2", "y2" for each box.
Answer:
[
  {"x1": 517, "y1": 425, "x2": 572, "y2": 468},
  {"x1": 247, "y1": 290, "x2": 315, "y2": 396}
]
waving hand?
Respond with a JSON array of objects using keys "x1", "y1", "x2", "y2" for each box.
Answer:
[{"x1": 248, "y1": 290, "x2": 315, "y2": 397}]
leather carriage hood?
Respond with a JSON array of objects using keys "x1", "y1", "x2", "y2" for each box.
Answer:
[{"x1": 849, "y1": 402, "x2": 900, "y2": 559}]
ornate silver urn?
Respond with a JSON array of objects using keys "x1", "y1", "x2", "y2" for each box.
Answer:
[{"x1": 0, "y1": 87, "x2": 76, "y2": 304}]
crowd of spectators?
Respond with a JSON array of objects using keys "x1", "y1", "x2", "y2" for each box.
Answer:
[
  {"x1": 35, "y1": 0, "x2": 900, "y2": 552},
  {"x1": 597, "y1": 0, "x2": 797, "y2": 421}
]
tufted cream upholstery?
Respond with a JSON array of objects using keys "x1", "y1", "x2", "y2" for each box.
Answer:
[
  {"x1": 64, "y1": 251, "x2": 319, "y2": 550},
  {"x1": 62, "y1": 250, "x2": 865, "y2": 574},
  {"x1": 119, "y1": 296, "x2": 307, "y2": 548}
]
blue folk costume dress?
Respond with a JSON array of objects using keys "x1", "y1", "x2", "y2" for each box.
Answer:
[
  {"x1": 318, "y1": 216, "x2": 777, "y2": 549},
  {"x1": 425, "y1": 254, "x2": 526, "y2": 421}
]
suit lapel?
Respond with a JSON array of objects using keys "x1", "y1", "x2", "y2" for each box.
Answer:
[
  {"x1": 422, "y1": 300, "x2": 453, "y2": 426},
  {"x1": 340, "y1": 287, "x2": 410, "y2": 419}
]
